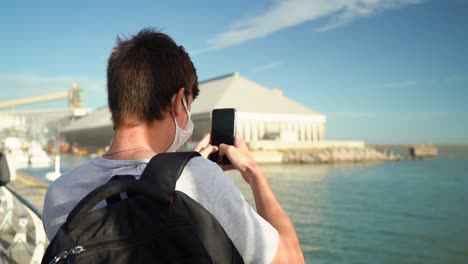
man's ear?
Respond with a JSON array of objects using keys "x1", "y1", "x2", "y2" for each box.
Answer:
[{"x1": 172, "y1": 87, "x2": 186, "y2": 117}]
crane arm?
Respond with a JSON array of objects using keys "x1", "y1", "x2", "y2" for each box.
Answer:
[{"x1": 0, "y1": 92, "x2": 69, "y2": 109}]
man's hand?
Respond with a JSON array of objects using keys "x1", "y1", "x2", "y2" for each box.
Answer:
[
  {"x1": 218, "y1": 133, "x2": 259, "y2": 184},
  {"x1": 193, "y1": 133, "x2": 218, "y2": 159}
]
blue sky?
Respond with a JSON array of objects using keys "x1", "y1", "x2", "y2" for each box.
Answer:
[{"x1": 1, "y1": 0, "x2": 467, "y2": 144}]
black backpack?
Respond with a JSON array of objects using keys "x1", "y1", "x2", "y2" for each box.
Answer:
[{"x1": 42, "y1": 152, "x2": 244, "y2": 264}]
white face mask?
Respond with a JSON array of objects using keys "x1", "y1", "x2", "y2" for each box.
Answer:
[{"x1": 166, "y1": 95, "x2": 194, "y2": 152}]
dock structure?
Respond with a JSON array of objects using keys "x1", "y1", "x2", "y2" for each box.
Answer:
[{"x1": 0, "y1": 172, "x2": 48, "y2": 263}]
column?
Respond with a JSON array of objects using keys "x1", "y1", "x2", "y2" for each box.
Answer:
[
  {"x1": 251, "y1": 120, "x2": 258, "y2": 142},
  {"x1": 258, "y1": 121, "x2": 265, "y2": 140},
  {"x1": 300, "y1": 122, "x2": 306, "y2": 142},
  {"x1": 312, "y1": 123, "x2": 318, "y2": 142},
  {"x1": 293, "y1": 122, "x2": 299, "y2": 141},
  {"x1": 280, "y1": 122, "x2": 286, "y2": 135},
  {"x1": 305, "y1": 122, "x2": 312, "y2": 141},
  {"x1": 318, "y1": 123, "x2": 325, "y2": 140}
]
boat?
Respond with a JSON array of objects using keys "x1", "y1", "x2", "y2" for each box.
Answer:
[{"x1": 28, "y1": 141, "x2": 51, "y2": 168}]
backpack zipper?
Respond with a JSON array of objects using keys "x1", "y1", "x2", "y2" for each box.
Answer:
[
  {"x1": 49, "y1": 234, "x2": 165, "y2": 264},
  {"x1": 49, "y1": 219, "x2": 190, "y2": 263}
]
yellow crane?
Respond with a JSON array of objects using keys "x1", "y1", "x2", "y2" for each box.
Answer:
[
  {"x1": 0, "y1": 92, "x2": 68, "y2": 109},
  {"x1": 0, "y1": 83, "x2": 82, "y2": 109}
]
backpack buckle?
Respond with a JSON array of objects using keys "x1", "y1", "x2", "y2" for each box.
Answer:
[{"x1": 49, "y1": 246, "x2": 86, "y2": 264}]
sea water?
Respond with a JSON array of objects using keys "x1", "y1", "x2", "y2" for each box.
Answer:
[{"x1": 21, "y1": 146, "x2": 468, "y2": 263}]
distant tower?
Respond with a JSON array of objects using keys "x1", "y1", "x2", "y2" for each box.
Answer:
[{"x1": 68, "y1": 82, "x2": 82, "y2": 109}]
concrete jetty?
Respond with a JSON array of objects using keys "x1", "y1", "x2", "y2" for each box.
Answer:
[{"x1": 283, "y1": 147, "x2": 401, "y2": 163}]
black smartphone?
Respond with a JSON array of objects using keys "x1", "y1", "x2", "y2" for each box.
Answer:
[{"x1": 209, "y1": 108, "x2": 237, "y2": 165}]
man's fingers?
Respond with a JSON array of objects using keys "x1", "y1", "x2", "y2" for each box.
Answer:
[
  {"x1": 218, "y1": 143, "x2": 243, "y2": 171},
  {"x1": 199, "y1": 144, "x2": 218, "y2": 159},
  {"x1": 218, "y1": 143, "x2": 237, "y2": 157},
  {"x1": 194, "y1": 133, "x2": 211, "y2": 152},
  {"x1": 193, "y1": 133, "x2": 218, "y2": 159}
]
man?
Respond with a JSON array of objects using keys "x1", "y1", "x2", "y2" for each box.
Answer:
[{"x1": 43, "y1": 28, "x2": 304, "y2": 263}]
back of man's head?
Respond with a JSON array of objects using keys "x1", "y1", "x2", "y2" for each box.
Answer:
[{"x1": 107, "y1": 28, "x2": 199, "y2": 128}]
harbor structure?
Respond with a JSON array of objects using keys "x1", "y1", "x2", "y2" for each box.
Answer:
[{"x1": 60, "y1": 73, "x2": 365, "y2": 161}]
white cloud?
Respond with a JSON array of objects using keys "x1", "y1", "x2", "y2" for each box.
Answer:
[
  {"x1": 194, "y1": 0, "x2": 423, "y2": 54},
  {"x1": 0, "y1": 73, "x2": 105, "y2": 108},
  {"x1": 317, "y1": 0, "x2": 423, "y2": 32},
  {"x1": 251, "y1": 61, "x2": 282, "y2": 73},
  {"x1": 370, "y1": 79, "x2": 420, "y2": 89}
]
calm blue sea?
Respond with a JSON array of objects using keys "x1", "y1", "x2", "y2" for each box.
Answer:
[{"x1": 21, "y1": 146, "x2": 468, "y2": 263}]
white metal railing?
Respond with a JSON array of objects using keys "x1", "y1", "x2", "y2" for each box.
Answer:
[{"x1": 0, "y1": 186, "x2": 46, "y2": 264}]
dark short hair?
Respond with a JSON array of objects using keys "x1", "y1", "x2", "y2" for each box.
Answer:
[{"x1": 107, "y1": 28, "x2": 199, "y2": 127}]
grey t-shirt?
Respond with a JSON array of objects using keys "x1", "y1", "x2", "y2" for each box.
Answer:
[{"x1": 43, "y1": 156, "x2": 279, "y2": 263}]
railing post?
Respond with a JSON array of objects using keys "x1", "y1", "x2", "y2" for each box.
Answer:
[
  {"x1": 27, "y1": 205, "x2": 46, "y2": 264},
  {"x1": 7, "y1": 215, "x2": 34, "y2": 263},
  {"x1": 0, "y1": 186, "x2": 14, "y2": 233}
]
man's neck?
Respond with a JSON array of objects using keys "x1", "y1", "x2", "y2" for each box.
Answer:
[{"x1": 104, "y1": 119, "x2": 174, "y2": 160}]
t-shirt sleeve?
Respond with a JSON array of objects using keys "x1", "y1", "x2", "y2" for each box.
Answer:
[{"x1": 180, "y1": 158, "x2": 279, "y2": 264}]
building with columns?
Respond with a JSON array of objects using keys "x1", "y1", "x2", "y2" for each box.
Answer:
[
  {"x1": 190, "y1": 72, "x2": 327, "y2": 150},
  {"x1": 61, "y1": 72, "x2": 332, "y2": 152}
]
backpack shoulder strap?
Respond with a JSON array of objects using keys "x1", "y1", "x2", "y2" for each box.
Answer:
[
  {"x1": 105, "y1": 175, "x2": 137, "y2": 205},
  {"x1": 140, "y1": 151, "x2": 200, "y2": 198}
]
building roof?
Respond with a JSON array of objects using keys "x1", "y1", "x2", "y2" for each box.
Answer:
[
  {"x1": 62, "y1": 106, "x2": 111, "y2": 132},
  {"x1": 191, "y1": 72, "x2": 323, "y2": 116},
  {"x1": 63, "y1": 72, "x2": 323, "y2": 132}
]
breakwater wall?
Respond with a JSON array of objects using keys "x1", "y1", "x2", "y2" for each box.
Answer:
[
  {"x1": 283, "y1": 147, "x2": 401, "y2": 163},
  {"x1": 252, "y1": 146, "x2": 401, "y2": 164}
]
